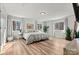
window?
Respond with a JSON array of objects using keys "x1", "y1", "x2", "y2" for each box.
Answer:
[
  {"x1": 55, "y1": 22, "x2": 64, "y2": 30},
  {"x1": 16, "y1": 21, "x2": 21, "y2": 30},
  {"x1": 13, "y1": 21, "x2": 21, "y2": 31},
  {"x1": 37, "y1": 24, "x2": 42, "y2": 30}
]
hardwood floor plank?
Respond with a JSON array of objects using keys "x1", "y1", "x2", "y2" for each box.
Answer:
[{"x1": 1, "y1": 38, "x2": 69, "y2": 55}]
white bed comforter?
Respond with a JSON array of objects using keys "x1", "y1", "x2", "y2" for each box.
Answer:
[{"x1": 23, "y1": 32, "x2": 48, "y2": 44}]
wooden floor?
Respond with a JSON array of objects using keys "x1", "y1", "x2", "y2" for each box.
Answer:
[{"x1": 1, "y1": 38, "x2": 69, "y2": 55}]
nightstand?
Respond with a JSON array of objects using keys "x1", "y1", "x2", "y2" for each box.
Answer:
[
  {"x1": 7, "y1": 36, "x2": 13, "y2": 42},
  {"x1": 18, "y1": 32, "x2": 23, "y2": 39},
  {"x1": 13, "y1": 31, "x2": 23, "y2": 39}
]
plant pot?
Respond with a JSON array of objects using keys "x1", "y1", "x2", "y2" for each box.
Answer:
[{"x1": 65, "y1": 37, "x2": 72, "y2": 41}]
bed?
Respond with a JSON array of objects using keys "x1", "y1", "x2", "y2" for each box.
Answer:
[{"x1": 23, "y1": 31, "x2": 48, "y2": 44}]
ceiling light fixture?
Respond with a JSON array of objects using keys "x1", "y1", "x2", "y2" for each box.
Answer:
[{"x1": 40, "y1": 12, "x2": 47, "y2": 15}]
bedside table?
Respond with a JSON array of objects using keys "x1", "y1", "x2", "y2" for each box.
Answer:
[
  {"x1": 18, "y1": 32, "x2": 23, "y2": 39},
  {"x1": 7, "y1": 36, "x2": 13, "y2": 42},
  {"x1": 13, "y1": 31, "x2": 23, "y2": 39}
]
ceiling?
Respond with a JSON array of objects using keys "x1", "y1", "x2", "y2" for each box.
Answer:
[{"x1": 1, "y1": 3, "x2": 74, "y2": 20}]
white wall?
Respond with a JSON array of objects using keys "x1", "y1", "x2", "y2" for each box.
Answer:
[
  {"x1": 0, "y1": 4, "x2": 1, "y2": 47},
  {"x1": 67, "y1": 15, "x2": 76, "y2": 31},
  {"x1": 22, "y1": 18, "x2": 37, "y2": 32},
  {"x1": 46, "y1": 21, "x2": 53, "y2": 37},
  {"x1": 39, "y1": 15, "x2": 76, "y2": 39},
  {"x1": 67, "y1": 15, "x2": 76, "y2": 37},
  {"x1": 7, "y1": 15, "x2": 24, "y2": 38},
  {"x1": 77, "y1": 23, "x2": 79, "y2": 32},
  {"x1": 44, "y1": 18, "x2": 65, "y2": 38},
  {"x1": 7, "y1": 15, "x2": 38, "y2": 37},
  {"x1": 0, "y1": 4, "x2": 7, "y2": 52},
  {"x1": 7, "y1": 14, "x2": 76, "y2": 39},
  {"x1": 52, "y1": 19, "x2": 65, "y2": 38},
  {"x1": 7, "y1": 15, "x2": 13, "y2": 37}
]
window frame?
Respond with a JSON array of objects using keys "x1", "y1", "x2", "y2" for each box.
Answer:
[{"x1": 55, "y1": 22, "x2": 64, "y2": 30}]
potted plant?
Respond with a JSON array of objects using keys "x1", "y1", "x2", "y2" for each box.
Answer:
[
  {"x1": 75, "y1": 31, "x2": 79, "y2": 38},
  {"x1": 65, "y1": 27, "x2": 72, "y2": 41},
  {"x1": 43, "y1": 26, "x2": 49, "y2": 33}
]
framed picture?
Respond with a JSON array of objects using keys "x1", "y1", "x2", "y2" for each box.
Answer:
[{"x1": 27, "y1": 23, "x2": 34, "y2": 29}]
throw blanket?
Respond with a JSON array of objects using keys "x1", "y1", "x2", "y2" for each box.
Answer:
[{"x1": 23, "y1": 32, "x2": 48, "y2": 44}]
